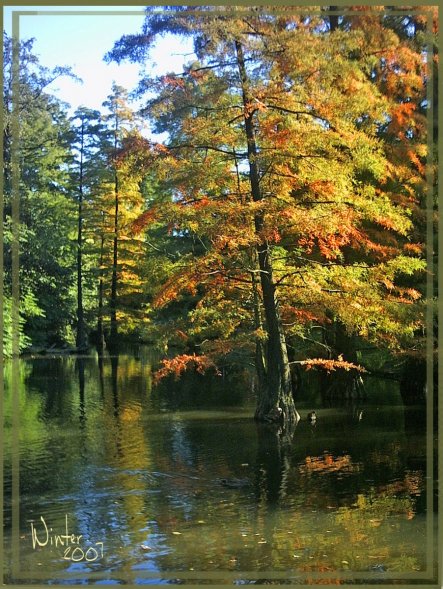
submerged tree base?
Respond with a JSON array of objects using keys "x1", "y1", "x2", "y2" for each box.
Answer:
[{"x1": 254, "y1": 386, "x2": 301, "y2": 425}]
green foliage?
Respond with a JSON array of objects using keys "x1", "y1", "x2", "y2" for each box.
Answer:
[
  {"x1": 2, "y1": 291, "x2": 43, "y2": 357},
  {"x1": 3, "y1": 34, "x2": 78, "y2": 350}
]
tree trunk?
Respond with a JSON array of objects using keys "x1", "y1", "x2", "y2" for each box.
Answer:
[
  {"x1": 251, "y1": 253, "x2": 267, "y2": 393},
  {"x1": 97, "y1": 227, "x2": 106, "y2": 352},
  {"x1": 76, "y1": 121, "x2": 87, "y2": 350},
  {"x1": 109, "y1": 123, "x2": 119, "y2": 350},
  {"x1": 328, "y1": 5, "x2": 340, "y2": 32},
  {"x1": 235, "y1": 40, "x2": 299, "y2": 426}
]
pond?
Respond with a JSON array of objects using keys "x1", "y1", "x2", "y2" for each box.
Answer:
[{"x1": 3, "y1": 347, "x2": 437, "y2": 585}]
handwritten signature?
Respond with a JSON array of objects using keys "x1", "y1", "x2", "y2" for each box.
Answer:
[{"x1": 30, "y1": 515, "x2": 104, "y2": 562}]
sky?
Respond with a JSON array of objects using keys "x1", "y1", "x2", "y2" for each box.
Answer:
[{"x1": 3, "y1": 6, "x2": 194, "y2": 113}]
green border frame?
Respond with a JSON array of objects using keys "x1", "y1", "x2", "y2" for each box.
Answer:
[{"x1": 1, "y1": 2, "x2": 441, "y2": 587}]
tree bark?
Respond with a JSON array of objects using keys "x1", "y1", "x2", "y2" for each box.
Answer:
[
  {"x1": 109, "y1": 116, "x2": 119, "y2": 350},
  {"x1": 97, "y1": 226, "x2": 106, "y2": 352},
  {"x1": 328, "y1": 5, "x2": 340, "y2": 32},
  {"x1": 76, "y1": 119, "x2": 87, "y2": 350},
  {"x1": 235, "y1": 40, "x2": 299, "y2": 426}
]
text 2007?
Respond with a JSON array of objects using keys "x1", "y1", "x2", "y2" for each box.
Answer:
[{"x1": 63, "y1": 542, "x2": 104, "y2": 562}]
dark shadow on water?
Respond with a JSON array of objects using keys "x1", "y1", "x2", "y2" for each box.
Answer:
[
  {"x1": 98, "y1": 353, "x2": 105, "y2": 401},
  {"x1": 110, "y1": 353, "x2": 120, "y2": 418},
  {"x1": 254, "y1": 422, "x2": 296, "y2": 506},
  {"x1": 76, "y1": 357, "x2": 86, "y2": 427},
  {"x1": 151, "y1": 367, "x2": 254, "y2": 412}
]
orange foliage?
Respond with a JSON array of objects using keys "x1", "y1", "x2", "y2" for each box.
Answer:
[
  {"x1": 193, "y1": 196, "x2": 211, "y2": 209},
  {"x1": 406, "y1": 149, "x2": 426, "y2": 175},
  {"x1": 115, "y1": 134, "x2": 153, "y2": 167},
  {"x1": 154, "y1": 272, "x2": 199, "y2": 308},
  {"x1": 153, "y1": 142, "x2": 170, "y2": 154},
  {"x1": 403, "y1": 242, "x2": 424, "y2": 255},
  {"x1": 308, "y1": 179, "x2": 335, "y2": 197},
  {"x1": 386, "y1": 286, "x2": 422, "y2": 304},
  {"x1": 390, "y1": 102, "x2": 416, "y2": 130},
  {"x1": 299, "y1": 357, "x2": 366, "y2": 373},
  {"x1": 318, "y1": 234, "x2": 350, "y2": 260},
  {"x1": 374, "y1": 216, "x2": 397, "y2": 231},
  {"x1": 358, "y1": 237, "x2": 399, "y2": 259},
  {"x1": 132, "y1": 208, "x2": 158, "y2": 234},
  {"x1": 161, "y1": 74, "x2": 185, "y2": 88},
  {"x1": 283, "y1": 307, "x2": 322, "y2": 324},
  {"x1": 262, "y1": 227, "x2": 282, "y2": 244},
  {"x1": 175, "y1": 329, "x2": 189, "y2": 341},
  {"x1": 300, "y1": 453, "x2": 360, "y2": 475},
  {"x1": 154, "y1": 353, "x2": 219, "y2": 383},
  {"x1": 298, "y1": 223, "x2": 368, "y2": 260}
]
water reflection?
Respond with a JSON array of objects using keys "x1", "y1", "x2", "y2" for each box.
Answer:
[
  {"x1": 110, "y1": 354, "x2": 120, "y2": 418},
  {"x1": 2, "y1": 348, "x2": 432, "y2": 584},
  {"x1": 254, "y1": 424, "x2": 295, "y2": 506}
]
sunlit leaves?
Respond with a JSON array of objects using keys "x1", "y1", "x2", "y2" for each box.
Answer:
[
  {"x1": 154, "y1": 353, "x2": 219, "y2": 383},
  {"x1": 106, "y1": 7, "x2": 430, "y2": 372}
]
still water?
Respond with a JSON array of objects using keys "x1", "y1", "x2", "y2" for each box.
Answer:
[{"x1": 3, "y1": 348, "x2": 435, "y2": 584}]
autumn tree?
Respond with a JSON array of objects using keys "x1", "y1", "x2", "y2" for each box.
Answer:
[
  {"x1": 95, "y1": 85, "x2": 149, "y2": 349},
  {"x1": 108, "y1": 7, "x2": 426, "y2": 424},
  {"x1": 365, "y1": 7, "x2": 438, "y2": 400},
  {"x1": 101, "y1": 84, "x2": 137, "y2": 349},
  {"x1": 319, "y1": 6, "x2": 436, "y2": 398}
]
